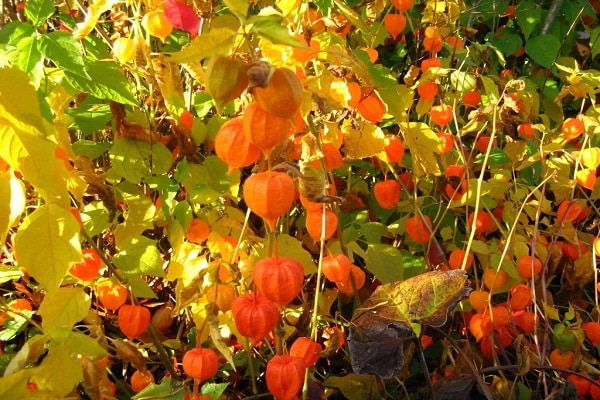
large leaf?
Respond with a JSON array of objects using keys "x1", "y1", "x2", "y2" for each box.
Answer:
[
  {"x1": 33, "y1": 338, "x2": 83, "y2": 396},
  {"x1": 38, "y1": 287, "x2": 91, "y2": 329},
  {"x1": 166, "y1": 28, "x2": 237, "y2": 63},
  {"x1": 14, "y1": 36, "x2": 42, "y2": 75},
  {"x1": 0, "y1": 172, "x2": 25, "y2": 245},
  {"x1": 252, "y1": 17, "x2": 306, "y2": 47},
  {"x1": 341, "y1": 119, "x2": 386, "y2": 159},
  {"x1": 38, "y1": 31, "x2": 90, "y2": 78},
  {"x1": 400, "y1": 122, "x2": 442, "y2": 177},
  {"x1": 525, "y1": 34, "x2": 560, "y2": 69},
  {"x1": 365, "y1": 244, "x2": 404, "y2": 283},
  {"x1": 64, "y1": 60, "x2": 137, "y2": 105},
  {"x1": 24, "y1": 0, "x2": 54, "y2": 27},
  {"x1": 13, "y1": 204, "x2": 82, "y2": 295},
  {"x1": 109, "y1": 138, "x2": 172, "y2": 184},
  {"x1": 112, "y1": 235, "x2": 166, "y2": 277},
  {"x1": 516, "y1": 0, "x2": 541, "y2": 39},
  {"x1": 348, "y1": 270, "x2": 471, "y2": 378}
]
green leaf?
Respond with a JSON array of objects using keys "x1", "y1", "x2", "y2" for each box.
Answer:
[
  {"x1": 68, "y1": 98, "x2": 112, "y2": 135},
  {"x1": 0, "y1": 310, "x2": 33, "y2": 341},
  {"x1": 167, "y1": 28, "x2": 237, "y2": 63},
  {"x1": 0, "y1": 21, "x2": 35, "y2": 45},
  {"x1": 491, "y1": 32, "x2": 522, "y2": 57},
  {"x1": 14, "y1": 36, "x2": 42, "y2": 75},
  {"x1": 109, "y1": 138, "x2": 172, "y2": 184},
  {"x1": 201, "y1": 382, "x2": 230, "y2": 399},
  {"x1": 82, "y1": 201, "x2": 113, "y2": 238},
  {"x1": 38, "y1": 31, "x2": 89, "y2": 78},
  {"x1": 481, "y1": 75, "x2": 499, "y2": 104},
  {"x1": 185, "y1": 156, "x2": 233, "y2": 204},
  {"x1": 113, "y1": 235, "x2": 165, "y2": 277},
  {"x1": 72, "y1": 139, "x2": 112, "y2": 159},
  {"x1": 13, "y1": 204, "x2": 81, "y2": 295},
  {"x1": 65, "y1": 60, "x2": 137, "y2": 105},
  {"x1": 124, "y1": 274, "x2": 158, "y2": 298},
  {"x1": 38, "y1": 287, "x2": 91, "y2": 329},
  {"x1": 525, "y1": 34, "x2": 560, "y2": 69},
  {"x1": 516, "y1": 0, "x2": 541, "y2": 39},
  {"x1": 24, "y1": 0, "x2": 55, "y2": 27},
  {"x1": 591, "y1": 26, "x2": 600, "y2": 60},
  {"x1": 132, "y1": 377, "x2": 185, "y2": 399},
  {"x1": 252, "y1": 18, "x2": 306, "y2": 47},
  {"x1": 365, "y1": 244, "x2": 404, "y2": 283},
  {"x1": 65, "y1": 331, "x2": 107, "y2": 358}
]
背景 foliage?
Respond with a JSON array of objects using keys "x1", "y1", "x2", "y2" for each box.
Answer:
[{"x1": 1, "y1": 0, "x2": 600, "y2": 398}]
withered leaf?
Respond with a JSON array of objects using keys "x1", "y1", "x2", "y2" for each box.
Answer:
[{"x1": 349, "y1": 270, "x2": 471, "y2": 378}]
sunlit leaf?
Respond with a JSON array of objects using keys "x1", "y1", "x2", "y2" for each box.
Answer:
[
  {"x1": 349, "y1": 270, "x2": 471, "y2": 378},
  {"x1": 64, "y1": 60, "x2": 137, "y2": 105},
  {"x1": 24, "y1": 0, "x2": 54, "y2": 27},
  {"x1": 0, "y1": 172, "x2": 25, "y2": 245},
  {"x1": 400, "y1": 122, "x2": 441, "y2": 177},
  {"x1": 34, "y1": 339, "x2": 83, "y2": 396},
  {"x1": 38, "y1": 31, "x2": 90, "y2": 78},
  {"x1": 252, "y1": 17, "x2": 306, "y2": 47},
  {"x1": 166, "y1": 28, "x2": 237, "y2": 63},
  {"x1": 38, "y1": 287, "x2": 91, "y2": 329},
  {"x1": 14, "y1": 204, "x2": 82, "y2": 295},
  {"x1": 341, "y1": 119, "x2": 385, "y2": 159},
  {"x1": 113, "y1": 235, "x2": 165, "y2": 277},
  {"x1": 109, "y1": 138, "x2": 172, "y2": 184}
]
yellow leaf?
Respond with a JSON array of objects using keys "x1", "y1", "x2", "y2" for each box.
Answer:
[
  {"x1": 14, "y1": 204, "x2": 81, "y2": 295},
  {"x1": 0, "y1": 69, "x2": 70, "y2": 204},
  {"x1": 38, "y1": 287, "x2": 91, "y2": 329},
  {"x1": 113, "y1": 193, "x2": 157, "y2": 245},
  {"x1": 0, "y1": 172, "x2": 25, "y2": 244},
  {"x1": 33, "y1": 340, "x2": 82, "y2": 396},
  {"x1": 166, "y1": 28, "x2": 237, "y2": 63},
  {"x1": 341, "y1": 119, "x2": 385, "y2": 160},
  {"x1": 400, "y1": 122, "x2": 441, "y2": 177},
  {"x1": 73, "y1": 0, "x2": 119, "y2": 39}
]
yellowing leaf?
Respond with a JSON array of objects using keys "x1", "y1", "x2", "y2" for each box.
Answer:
[
  {"x1": 112, "y1": 235, "x2": 165, "y2": 277},
  {"x1": 166, "y1": 28, "x2": 237, "y2": 63},
  {"x1": 33, "y1": 340, "x2": 83, "y2": 396},
  {"x1": 0, "y1": 69, "x2": 70, "y2": 204},
  {"x1": 341, "y1": 119, "x2": 385, "y2": 160},
  {"x1": 400, "y1": 122, "x2": 441, "y2": 177},
  {"x1": 38, "y1": 287, "x2": 91, "y2": 329},
  {"x1": 0, "y1": 172, "x2": 25, "y2": 244},
  {"x1": 73, "y1": 0, "x2": 119, "y2": 39},
  {"x1": 14, "y1": 204, "x2": 81, "y2": 295},
  {"x1": 113, "y1": 193, "x2": 158, "y2": 245}
]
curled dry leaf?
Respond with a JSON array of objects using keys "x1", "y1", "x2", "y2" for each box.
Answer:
[{"x1": 349, "y1": 270, "x2": 471, "y2": 378}]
